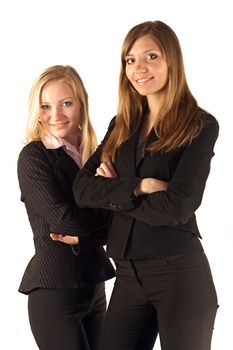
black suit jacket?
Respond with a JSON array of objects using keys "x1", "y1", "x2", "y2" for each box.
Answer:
[
  {"x1": 73, "y1": 109, "x2": 219, "y2": 258},
  {"x1": 18, "y1": 141, "x2": 115, "y2": 294}
]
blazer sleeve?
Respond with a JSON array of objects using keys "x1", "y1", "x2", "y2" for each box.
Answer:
[
  {"x1": 18, "y1": 143, "x2": 94, "y2": 236},
  {"x1": 73, "y1": 119, "x2": 141, "y2": 211},
  {"x1": 125, "y1": 114, "x2": 219, "y2": 226},
  {"x1": 73, "y1": 114, "x2": 219, "y2": 227}
]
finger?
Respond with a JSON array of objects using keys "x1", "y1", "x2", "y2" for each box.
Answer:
[
  {"x1": 50, "y1": 233, "x2": 60, "y2": 241},
  {"x1": 60, "y1": 236, "x2": 79, "y2": 245},
  {"x1": 100, "y1": 163, "x2": 117, "y2": 178},
  {"x1": 100, "y1": 163, "x2": 111, "y2": 176},
  {"x1": 96, "y1": 167, "x2": 106, "y2": 176},
  {"x1": 106, "y1": 162, "x2": 118, "y2": 177}
]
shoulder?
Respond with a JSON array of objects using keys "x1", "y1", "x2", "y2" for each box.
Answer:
[
  {"x1": 106, "y1": 116, "x2": 116, "y2": 135},
  {"x1": 18, "y1": 141, "x2": 50, "y2": 171},
  {"x1": 189, "y1": 108, "x2": 219, "y2": 151},
  {"x1": 19, "y1": 141, "x2": 45, "y2": 158},
  {"x1": 100, "y1": 116, "x2": 116, "y2": 145},
  {"x1": 198, "y1": 108, "x2": 219, "y2": 133}
]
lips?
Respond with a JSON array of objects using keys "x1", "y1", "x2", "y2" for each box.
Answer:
[
  {"x1": 50, "y1": 122, "x2": 69, "y2": 129},
  {"x1": 136, "y1": 77, "x2": 153, "y2": 84}
]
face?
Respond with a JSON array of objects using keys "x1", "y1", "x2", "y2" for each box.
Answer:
[
  {"x1": 39, "y1": 80, "x2": 81, "y2": 145},
  {"x1": 125, "y1": 35, "x2": 168, "y2": 97}
]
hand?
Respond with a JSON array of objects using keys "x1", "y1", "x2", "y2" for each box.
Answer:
[
  {"x1": 134, "y1": 178, "x2": 169, "y2": 196},
  {"x1": 50, "y1": 233, "x2": 79, "y2": 245},
  {"x1": 95, "y1": 162, "x2": 117, "y2": 178}
]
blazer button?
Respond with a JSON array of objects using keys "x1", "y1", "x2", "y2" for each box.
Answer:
[{"x1": 109, "y1": 202, "x2": 117, "y2": 210}]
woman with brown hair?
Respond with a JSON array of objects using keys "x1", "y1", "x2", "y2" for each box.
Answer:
[{"x1": 73, "y1": 21, "x2": 219, "y2": 350}]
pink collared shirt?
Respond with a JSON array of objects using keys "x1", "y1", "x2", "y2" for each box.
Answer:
[{"x1": 42, "y1": 133, "x2": 82, "y2": 168}]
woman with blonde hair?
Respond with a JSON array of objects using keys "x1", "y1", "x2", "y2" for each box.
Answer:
[
  {"x1": 17, "y1": 65, "x2": 115, "y2": 350},
  {"x1": 73, "y1": 21, "x2": 219, "y2": 350}
]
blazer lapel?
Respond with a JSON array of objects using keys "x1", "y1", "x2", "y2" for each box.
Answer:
[
  {"x1": 114, "y1": 117, "x2": 144, "y2": 177},
  {"x1": 135, "y1": 129, "x2": 158, "y2": 170}
]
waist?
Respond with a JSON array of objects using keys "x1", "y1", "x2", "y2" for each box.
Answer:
[{"x1": 107, "y1": 224, "x2": 203, "y2": 259}]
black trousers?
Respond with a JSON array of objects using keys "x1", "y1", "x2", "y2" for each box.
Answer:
[
  {"x1": 28, "y1": 282, "x2": 106, "y2": 350},
  {"x1": 101, "y1": 252, "x2": 218, "y2": 350}
]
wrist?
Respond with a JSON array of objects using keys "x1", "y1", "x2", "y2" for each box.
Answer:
[{"x1": 134, "y1": 179, "x2": 144, "y2": 196}]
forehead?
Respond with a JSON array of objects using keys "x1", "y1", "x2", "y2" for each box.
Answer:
[
  {"x1": 41, "y1": 80, "x2": 74, "y2": 99},
  {"x1": 127, "y1": 35, "x2": 161, "y2": 54}
]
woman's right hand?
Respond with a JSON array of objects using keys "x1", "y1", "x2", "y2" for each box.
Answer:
[
  {"x1": 95, "y1": 162, "x2": 118, "y2": 178},
  {"x1": 50, "y1": 233, "x2": 79, "y2": 245},
  {"x1": 134, "y1": 178, "x2": 169, "y2": 196}
]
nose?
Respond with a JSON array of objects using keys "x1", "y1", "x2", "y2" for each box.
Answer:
[
  {"x1": 134, "y1": 60, "x2": 147, "y2": 73},
  {"x1": 50, "y1": 106, "x2": 63, "y2": 120}
]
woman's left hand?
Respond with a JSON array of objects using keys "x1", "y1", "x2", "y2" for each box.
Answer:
[{"x1": 50, "y1": 233, "x2": 79, "y2": 245}]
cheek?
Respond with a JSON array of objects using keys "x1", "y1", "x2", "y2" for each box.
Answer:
[
  {"x1": 72, "y1": 108, "x2": 81, "y2": 125},
  {"x1": 159, "y1": 63, "x2": 168, "y2": 82},
  {"x1": 162, "y1": 70, "x2": 168, "y2": 87},
  {"x1": 127, "y1": 75, "x2": 137, "y2": 91},
  {"x1": 125, "y1": 67, "x2": 133, "y2": 83},
  {"x1": 39, "y1": 113, "x2": 50, "y2": 127}
]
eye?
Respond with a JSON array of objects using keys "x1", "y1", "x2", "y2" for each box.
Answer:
[
  {"x1": 146, "y1": 53, "x2": 157, "y2": 61},
  {"x1": 63, "y1": 101, "x2": 72, "y2": 107},
  {"x1": 125, "y1": 57, "x2": 135, "y2": 65},
  {"x1": 41, "y1": 104, "x2": 50, "y2": 110}
]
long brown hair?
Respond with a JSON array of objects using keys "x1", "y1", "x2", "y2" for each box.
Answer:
[
  {"x1": 25, "y1": 65, "x2": 97, "y2": 166},
  {"x1": 101, "y1": 21, "x2": 203, "y2": 162}
]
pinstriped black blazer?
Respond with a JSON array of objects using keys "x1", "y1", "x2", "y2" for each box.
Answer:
[{"x1": 18, "y1": 141, "x2": 115, "y2": 294}]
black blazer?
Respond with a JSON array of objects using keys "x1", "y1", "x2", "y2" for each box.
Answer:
[
  {"x1": 18, "y1": 141, "x2": 115, "y2": 294},
  {"x1": 73, "y1": 109, "x2": 219, "y2": 258}
]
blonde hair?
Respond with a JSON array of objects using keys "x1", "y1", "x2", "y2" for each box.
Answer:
[
  {"x1": 26, "y1": 65, "x2": 97, "y2": 165},
  {"x1": 102, "y1": 21, "x2": 203, "y2": 162}
]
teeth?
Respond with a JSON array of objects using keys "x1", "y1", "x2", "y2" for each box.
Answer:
[
  {"x1": 51, "y1": 123, "x2": 67, "y2": 126},
  {"x1": 137, "y1": 78, "x2": 150, "y2": 83}
]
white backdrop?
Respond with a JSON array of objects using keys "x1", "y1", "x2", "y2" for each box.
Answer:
[{"x1": 0, "y1": 0, "x2": 232, "y2": 349}]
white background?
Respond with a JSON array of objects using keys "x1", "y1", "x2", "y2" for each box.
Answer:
[{"x1": 0, "y1": 0, "x2": 232, "y2": 349}]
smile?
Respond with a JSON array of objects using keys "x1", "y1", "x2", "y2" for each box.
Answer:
[
  {"x1": 136, "y1": 77, "x2": 153, "y2": 85},
  {"x1": 50, "y1": 122, "x2": 69, "y2": 128}
]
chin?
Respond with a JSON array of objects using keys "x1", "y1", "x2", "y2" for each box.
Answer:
[{"x1": 137, "y1": 89, "x2": 150, "y2": 96}]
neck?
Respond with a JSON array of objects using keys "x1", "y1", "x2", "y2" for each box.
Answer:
[
  {"x1": 139, "y1": 94, "x2": 164, "y2": 142},
  {"x1": 64, "y1": 136, "x2": 80, "y2": 149},
  {"x1": 146, "y1": 93, "x2": 164, "y2": 122}
]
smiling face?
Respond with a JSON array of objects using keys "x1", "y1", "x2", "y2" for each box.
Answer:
[
  {"x1": 125, "y1": 35, "x2": 168, "y2": 98},
  {"x1": 39, "y1": 79, "x2": 81, "y2": 145}
]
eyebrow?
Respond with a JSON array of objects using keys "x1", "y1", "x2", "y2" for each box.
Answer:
[
  {"x1": 41, "y1": 97, "x2": 75, "y2": 103},
  {"x1": 126, "y1": 48, "x2": 161, "y2": 56}
]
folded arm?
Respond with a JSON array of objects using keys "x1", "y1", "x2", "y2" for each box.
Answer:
[{"x1": 73, "y1": 115, "x2": 219, "y2": 227}]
